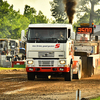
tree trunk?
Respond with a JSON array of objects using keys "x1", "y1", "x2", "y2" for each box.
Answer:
[{"x1": 89, "y1": 1, "x2": 94, "y2": 27}]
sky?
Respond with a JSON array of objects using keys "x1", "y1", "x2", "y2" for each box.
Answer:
[{"x1": 5, "y1": 0, "x2": 54, "y2": 19}]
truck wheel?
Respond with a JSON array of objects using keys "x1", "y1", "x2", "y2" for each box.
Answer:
[
  {"x1": 27, "y1": 72, "x2": 35, "y2": 80},
  {"x1": 64, "y1": 64, "x2": 73, "y2": 81},
  {"x1": 74, "y1": 60, "x2": 82, "y2": 80}
]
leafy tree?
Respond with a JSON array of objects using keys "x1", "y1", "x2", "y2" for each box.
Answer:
[
  {"x1": 32, "y1": 11, "x2": 49, "y2": 23},
  {"x1": 24, "y1": 5, "x2": 49, "y2": 24},
  {"x1": 76, "y1": 0, "x2": 100, "y2": 26},
  {"x1": 50, "y1": 0, "x2": 67, "y2": 23},
  {"x1": 0, "y1": 1, "x2": 30, "y2": 39},
  {"x1": 0, "y1": 0, "x2": 10, "y2": 18},
  {"x1": 94, "y1": 9, "x2": 100, "y2": 24},
  {"x1": 24, "y1": 5, "x2": 36, "y2": 24},
  {"x1": 24, "y1": 5, "x2": 48, "y2": 24},
  {"x1": 8, "y1": 14, "x2": 30, "y2": 39},
  {"x1": 0, "y1": 1, "x2": 49, "y2": 39},
  {"x1": 0, "y1": 0, "x2": 11, "y2": 38}
]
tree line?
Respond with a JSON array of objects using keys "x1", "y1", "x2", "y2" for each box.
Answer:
[
  {"x1": 0, "y1": 0, "x2": 49, "y2": 39},
  {"x1": 50, "y1": 0, "x2": 100, "y2": 28},
  {"x1": 0, "y1": 0, "x2": 100, "y2": 39}
]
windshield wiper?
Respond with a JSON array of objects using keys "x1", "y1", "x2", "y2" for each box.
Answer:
[
  {"x1": 30, "y1": 38, "x2": 40, "y2": 40},
  {"x1": 28, "y1": 38, "x2": 41, "y2": 42},
  {"x1": 58, "y1": 40, "x2": 67, "y2": 43},
  {"x1": 48, "y1": 38, "x2": 57, "y2": 40},
  {"x1": 28, "y1": 38, "x2": 58, "y2": 43},
  {"x1": 46, "y1": 38, "x2": 58, "y2": 42}
]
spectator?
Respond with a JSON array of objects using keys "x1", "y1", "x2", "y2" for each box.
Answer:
[
  {"x1": 14, "y1": 55, "x2": 17, "y2": 61},
  {"x1": 14, "y1": 55, "x2": 20, "y2": 61},
  {"x1": 1, "y1": 51, "x2": 5, "y2": 55}
]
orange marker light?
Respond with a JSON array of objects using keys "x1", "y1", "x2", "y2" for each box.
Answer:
[{"x1": 92, "y1": 23, "x2": 94, "y2": 26}]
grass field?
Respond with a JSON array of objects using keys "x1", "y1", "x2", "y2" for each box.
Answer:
[
  {"x1": 91, "y1": 97, "x2": 100, "y2": 100},
  {"x1": 0, "y1": 67, "x2": 25, "y2": 71}
]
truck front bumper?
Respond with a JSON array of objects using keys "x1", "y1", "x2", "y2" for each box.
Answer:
[{"x1": 26, "y1": 67, "x2": 70, "y2": 73}]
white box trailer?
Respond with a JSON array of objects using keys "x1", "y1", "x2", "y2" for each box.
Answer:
[
  {"x1": 0, "y1": 55, "x2": 6, "y2": 66},
  {"x1": 21, "y1": 24, "x2": 82, "y2": 81}
]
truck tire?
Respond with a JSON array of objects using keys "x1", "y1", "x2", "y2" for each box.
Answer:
[
  {"x1": 64, "y1": 64, "x2": 73, "y2": 81},
  {"x1": 74, "y1": 60, "x2": 82, "y2": 80},
  {"x1": 27, "y1": 72, "x2": 35, "y2": 80}
]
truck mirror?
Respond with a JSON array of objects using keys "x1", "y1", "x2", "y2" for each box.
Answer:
[
  {"x1": 71, "y1": 32, "x2": 75, "y2": 40},
  {"x1": 74, "y1": 26, "x2": 76, "y2": 28},
  {"x1": 9, "y1": 43, "x2": 11, "y2": 46},
  {"x1": 21, "y1": 30, "x2": 26, "y2": 42},
  {"x1": 95, "y1": 36, "x2": 98, "y2": 41}
]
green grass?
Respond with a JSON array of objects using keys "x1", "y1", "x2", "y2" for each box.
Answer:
[
  {"x1": 0, "y1": 67, "x2": 25, "y2": 71},
  {"x1": 91, "y1": 97, "x2": 100, "y2": 100},
  {"x1": 98, "y1": 66, "x2": 100, "y2": 69}
]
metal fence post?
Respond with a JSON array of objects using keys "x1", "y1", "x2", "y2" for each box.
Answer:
[{"x1": 76, "y1": 89, "x2": 81, "y2": 100}]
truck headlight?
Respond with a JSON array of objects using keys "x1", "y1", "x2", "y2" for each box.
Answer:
[
  {"x1": 27, "y1": 60, "x2": 33, "y2": 64},
  {"x1": 59, "y1": 60, "x2": 66, "y2": 64},
  {"x1": 59, "y1": 68, "x2": 64, "y2": 71}
]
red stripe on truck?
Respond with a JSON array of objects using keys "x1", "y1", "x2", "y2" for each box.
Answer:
[{"x1": 26, "y1": 67, "x2": 70, "y2": 72}]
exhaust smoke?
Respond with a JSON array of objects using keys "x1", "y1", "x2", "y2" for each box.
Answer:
[{"x1": 63, "y1": 0, "x2": 77, "y2": 24}]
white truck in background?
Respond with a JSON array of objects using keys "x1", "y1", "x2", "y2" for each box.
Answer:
[
  {"x1": 21, "y1": 24, "x2": 82, "y2": 81},
  {"x1": 0, "y1": 39, "x2": 19, "y2": 58},
  {"x1": 0, "y1": 38, "x2": 24, "y2": 61}
]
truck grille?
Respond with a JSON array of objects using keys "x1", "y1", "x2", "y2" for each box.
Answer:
[
  {"x1": 39, "y1": 51, "x2": 54, "y2": 58},
  {"x1": 39, "y1": 60, "x2": 54, "y2": 67}
]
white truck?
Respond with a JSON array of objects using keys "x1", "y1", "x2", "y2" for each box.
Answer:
[{"x1": 21, "y1": 24, "x2": 82, "y2": 81}]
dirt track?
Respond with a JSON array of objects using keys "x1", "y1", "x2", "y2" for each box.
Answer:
[{"x1": 0, "y1": 69, "x2": 100, "y2": 100}]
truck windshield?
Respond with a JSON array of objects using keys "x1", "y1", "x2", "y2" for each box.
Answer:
[
  {"x1": 76, "y1": 34, "x2": 90, "y2": 41},
  {"x1": 27, "y1": 28, "x2": 67, "y2": 43},
  {"x1": 10, "y1": 41, "x2": 15, "y2": 49}
]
